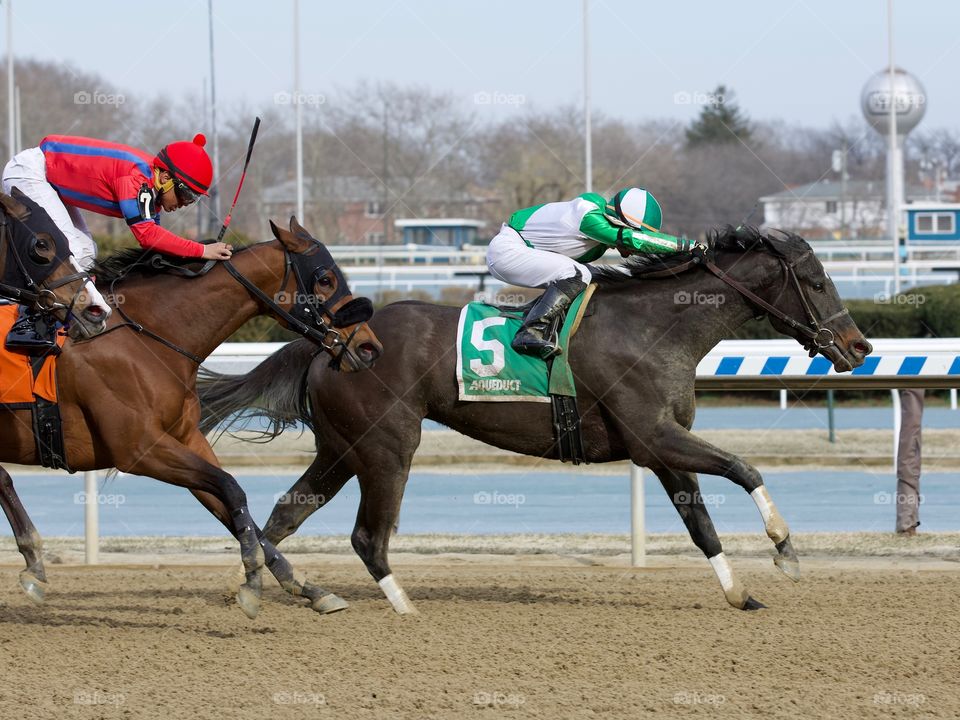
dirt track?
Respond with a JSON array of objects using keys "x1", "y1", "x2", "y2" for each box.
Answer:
[{"x1": 1, "y1": 556, "x2": 958, "y2": 719}]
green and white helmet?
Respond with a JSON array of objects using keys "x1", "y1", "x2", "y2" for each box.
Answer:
[{"x1": 606, "y1": 187, "x2": 663, "y2": 232}]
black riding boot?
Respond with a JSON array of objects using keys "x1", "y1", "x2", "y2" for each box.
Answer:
[
  {"x1": 511, "y1": 277, "x2": 586, "y2": 359},
  {"x1": 5, "y1": 305, "x2": 57, "y2": 354}
]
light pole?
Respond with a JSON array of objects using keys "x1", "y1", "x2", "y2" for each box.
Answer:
[
  {"x1": 6, "y1": 0, "x2": 13, "y2": 160},
  {"x1": 582, "y1": 0, "x2": 592, "y2": 193},
  {"x1": 294, "y1": 0, "x2": 304, "y2": 221}
]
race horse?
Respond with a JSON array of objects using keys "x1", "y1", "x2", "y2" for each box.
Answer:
[
  {"x1": 198, "y1": 225, "x2": 872, "y2": 613},
  {"x1": 0, "y1": 187, "x2": 110, "y2": 338},
  {"x1": 0, "y1": 217, "x2": 382, "y2": 619}
]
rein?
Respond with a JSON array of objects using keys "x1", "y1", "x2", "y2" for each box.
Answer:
[
  {"x1": 94, "y1": 246, "x2": 350, "y2": 365},
  {"x1": 702, "y1": 248, "x2": 848, "y2": 353}
]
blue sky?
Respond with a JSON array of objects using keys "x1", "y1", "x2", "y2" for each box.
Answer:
[{"x1": 7, "y1": 0, "x2": 960, "y2": 129}]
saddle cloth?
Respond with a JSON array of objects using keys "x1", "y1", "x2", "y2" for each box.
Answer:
[{"x1": 456, "y1": 285, "x2": 595, "y2": 402}]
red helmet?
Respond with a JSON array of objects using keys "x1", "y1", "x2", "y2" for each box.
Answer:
[{"x1": 155, "y1": 133, "x2": 213, "y2": 195}]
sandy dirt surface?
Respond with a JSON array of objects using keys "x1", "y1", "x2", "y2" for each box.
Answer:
[{"x1": 1, "y1": 551, "x2": 958, "y2": 719}]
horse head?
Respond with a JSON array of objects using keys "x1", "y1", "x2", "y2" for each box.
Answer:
[
  {"x1": 0, "y1": 187, "x2": 111, "y2": 339},
  {"x1": 268, "y1": 216, "x2": 382, "y2": 371},
  {"x1": 715, "y1": 225, "x2": 872, "y2": 372}
]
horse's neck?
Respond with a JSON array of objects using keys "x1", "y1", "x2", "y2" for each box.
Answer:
[
  {"x1": 111, "y1": 244, "x2": 286, "y2": 361},
  {"x1": 609, "y1": 262, "x2": 761, "y2": 362}
]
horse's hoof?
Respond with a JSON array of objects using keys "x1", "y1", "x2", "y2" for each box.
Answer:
[
  {"x1": 18, "y1": 571, "x2": 47, "y2": 604},
  {"x1": 774, "y1": 537, "x2": 801, "y2": 582},
  {"x1": 310, "y1": 593, "x2": 349, "y2": 615},
  {"x1": 741, "y1": 596, "x2": 767, "y2": 611},
  {"x1": 236, "y1": 584, "x2": 261, "y2": 619}
]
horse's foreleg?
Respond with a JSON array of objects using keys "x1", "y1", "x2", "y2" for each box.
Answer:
[
  {"x1": 190, "y1": 487, "x2": 348, "y2": 615},
  {"x1": 123, "y1": 434, "x2": 266, "y2": 619},
  {"x1": 648, "y1": 422, "x2": 799, "y2": 583},
  {"x1": 653, "y1": 467, "x2": 764, "y2": 610},
  {"x1": 0, "y1": 466, "x2": 47, "y2": 602},
  {"x1": 353, "y1": 469, "x2": 417, "y2": 615}
]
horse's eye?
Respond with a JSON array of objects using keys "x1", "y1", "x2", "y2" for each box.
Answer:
[
  {"x1": 318, "y1": 275, "x2": 333, "y2": 287},
  {"x1": 29, "y1": 237, "x2": 52, "y2": 263},
  {"x1": 812, "y1": 282, "x2": 825, "y2": 292}
]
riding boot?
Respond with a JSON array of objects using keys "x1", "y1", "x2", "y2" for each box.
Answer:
[
  {"x1": 5, "y1": 305, "x2": 57, "y2": 354},
  {"x1": 511, "y1": 277, "x2": 587, "y2": 359}
]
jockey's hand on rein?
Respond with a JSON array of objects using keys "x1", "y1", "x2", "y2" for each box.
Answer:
[
  {"x1": 690, "y1": 240, "x2": 710, "y2": 263},
  {"x1": 202, "y1": 242, "x2": 234, "y2": 261}
]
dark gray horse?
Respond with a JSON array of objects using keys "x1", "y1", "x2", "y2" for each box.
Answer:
[{"x1": 199, "y1": 226, "x2": 872, "y2": 613}]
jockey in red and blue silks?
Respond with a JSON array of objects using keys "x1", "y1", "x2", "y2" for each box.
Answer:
[
  {"x1": 1, "y1": 133, "x2": 232, "y2": 351},
  {"x1": 3, "y1": 133, "x2": 232, "y2": 270}
]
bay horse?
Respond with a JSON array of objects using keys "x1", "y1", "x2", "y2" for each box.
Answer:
[
  {"x1": 0, "y1": 187, "x2": 110, "y2": 338},
  {"x1": 198, "y1": 225, "x2": 872, "y2": 613},
  {"x1": 0, "y1": 217, "x2": 382, "y2": 619}
]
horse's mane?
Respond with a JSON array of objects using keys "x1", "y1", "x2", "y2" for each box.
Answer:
[
  {"x1": 590, "y1": 225, "x2": 811, "y2": 286},
  {"x1": 91, "y1": 243, "x2": 258, "y2": 287}
]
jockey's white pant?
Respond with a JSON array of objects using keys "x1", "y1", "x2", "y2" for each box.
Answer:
[
  {"x1": 486, "y1": 224, "x2": 592, "y2": 289},
  {"x1": 2, "y1": 147, "x2": 97, "y2": 271}
]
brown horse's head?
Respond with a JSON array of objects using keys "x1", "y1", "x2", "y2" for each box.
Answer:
[
  {"x1": 0, "y1": 188, "x2": 111, "y2": 339},
  {"x1": 268, "y1": 216, "x2": 381, "y2": 371}
]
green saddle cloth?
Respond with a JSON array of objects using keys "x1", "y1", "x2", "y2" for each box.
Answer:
[{"x1": 456, "y1": 287, "x2": 593, "y2": 402}]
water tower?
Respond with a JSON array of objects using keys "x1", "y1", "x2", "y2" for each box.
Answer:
[{"x1": 860, "y1": 67, "x2": 927, "y2": 242}]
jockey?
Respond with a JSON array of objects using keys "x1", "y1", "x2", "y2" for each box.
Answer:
[
  {"x1": 487, "y1": 187, "x2": 690, "y2": 358},
  {"x1": 2, "y1": 133, "x2": 232, "y2": 351}
]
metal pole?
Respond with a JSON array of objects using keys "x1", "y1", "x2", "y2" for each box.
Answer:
[
  {"x1": 887, "y1": 0, "x2": 901, "y2": 294},
  {"x1": 6, "y1": 0, "x2": 13, "y2": 159},
  {"x1": 13, "y1": 81, "x2": 19, "y2": 153},
  {"x1": 891, "y1": 388, "x2": 901, "y2": 474},
  {"x1": 951, "y1": 388, "x2": 957, "y2": 410},
  {"x1": 84, "y1": 471, "x2": 99, "y2": 564},
  {"x1": 208, "y1": 0, "x2": 221, "y2": 228},
  {"x1": 826, "y1": 389, "x2": 836, "y2": 443},
  {"x1": 630, "y1": 465, "x2": 646, "y2": 567},
  {"x1": 294, "y1": 0, "x2": 304, "y2": 221},
  {"x1": 582, "y1": 0, "x2": 592, "y2": 193},
  {"x1": 780, "y1": 388, "x2": 788, "y2": 410}
]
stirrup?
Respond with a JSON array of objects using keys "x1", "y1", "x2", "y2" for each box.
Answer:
[
  {"x1": 511, "y1": 316, "x2": 561, "y2": 359},
  {"x1": 5, "y1": 309, "x2": 58, "y2": 355}
]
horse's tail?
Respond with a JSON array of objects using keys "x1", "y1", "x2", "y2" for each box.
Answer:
[{"x1": 197, "y1": 339, "x2": 317, "y2": 440}]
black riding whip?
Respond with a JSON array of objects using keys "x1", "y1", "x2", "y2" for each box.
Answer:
[{"x1": 216, "y1": 116, "x2": 261, "y2": 243}]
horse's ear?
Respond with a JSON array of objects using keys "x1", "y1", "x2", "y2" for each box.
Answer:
[
  {"x1": 271, "y1": 216, "x2": 311, "y2": 253},
  {"x1": 289, "y1": 215, "x2": 310, "y2": 239},
  {"x1": 0, "y1": 188, "x2": 31, "y2": 221}
]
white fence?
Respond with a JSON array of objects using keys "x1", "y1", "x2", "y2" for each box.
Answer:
[{"x1": 81, "y1": 339, "x2": 960, "y2": 565}]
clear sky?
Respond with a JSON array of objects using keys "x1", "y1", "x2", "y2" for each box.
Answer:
[{"x1": 6, "y1": 0, "x2": 959, "y2": 130}]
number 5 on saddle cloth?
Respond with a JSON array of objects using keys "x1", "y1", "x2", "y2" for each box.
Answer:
[{"x1": 456, "y1": 285, "x2": 596, "y2": 464}]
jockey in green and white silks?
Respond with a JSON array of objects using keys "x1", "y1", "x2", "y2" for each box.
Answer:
[{"x1": 487, "y1": 187, "x2": 688, "y2": 359}]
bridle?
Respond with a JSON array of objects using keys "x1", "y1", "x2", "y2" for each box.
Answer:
[
  {"x1": 223, "y1": 240, "x2": 372, "y2": 368},
  {"x1": 702, "y1": 248, "x2": 849, "y2": 357},
  {"x1": 100, "y1": 241, "x2": 373, "y2": 367},
  {"x1": 0, "y1": 209, "x2": 91, "y2": 319},
  {"x1": 635, "y1": 243, "x2": 848, "y2": 357}
]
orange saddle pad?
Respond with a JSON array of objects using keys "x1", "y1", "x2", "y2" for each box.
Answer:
[{"x1": 0, "y1": 304, "x2": 64, "y2": 405}]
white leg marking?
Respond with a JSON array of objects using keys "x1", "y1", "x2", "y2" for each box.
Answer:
[
  {"x1": 751, "y1": 486, "x2": 774, "y2": 525},
  {"x1": 378, "y1": 574, "x2": 418, "y2": 615},
  {"x1": 708, "y1": 553, "x2": 735, "y2": 593}
]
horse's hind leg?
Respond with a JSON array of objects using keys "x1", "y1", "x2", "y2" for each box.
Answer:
[
  {"x1": 353, "y1": 469, "x2": 417, "y2": 615},
  {"x1": 649, "y1": 422, "x2": 800, "y2": 582},
  {"x1": 0, "y1": 466, "x2": 48, "y2": 602},
  {"x1": 653, "y1": 467, "x2": 763, "y2": 610}
]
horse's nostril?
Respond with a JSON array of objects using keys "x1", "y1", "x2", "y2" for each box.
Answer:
[
  {"x1": 359, "y1": 342, "x2": 379, "y2": 362},
  {"x1": 853, "y1": 341, "x2": 871, "y2": 356},
  {"x1": 86, "y1": 306, "x2": 104, "y2": 318}
]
